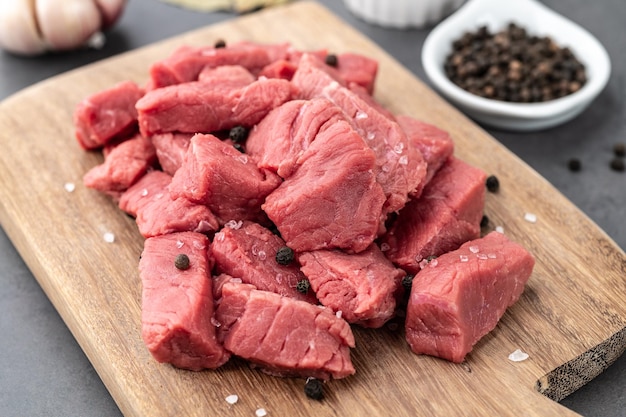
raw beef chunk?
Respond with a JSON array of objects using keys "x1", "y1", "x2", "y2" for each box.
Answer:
[
  {"x1": 119, "y1": 171, "x2": 219, "y2": 238},
  {"x1": 148, "y1": 41, "x2": 290, "y2": 88},
  {"x1": 169, "y1": 133, "x2": 282, "y2": 225},
  {"x1": 246, "y1": 98, "x2": 346, "y2": 178},
  {"x1": 334, "y1": 52, "x2": 379, "y2": 95},
  {"x1": 405, "y1": 231, "x2": 535, "y2": 363},
  {"x1": 215, "y1": 281, "x2": 355, "y2": 380},
  {"x1": 136, "y1": 77, "x2": 298, "y2": 136},
  {"x1": 74, "y1": 80, "x2": 144, "y2": 150},
  {"x1": 210, "y1": 221, "x2": 317, "y2": 303},
  {"x1": 298, "y1": 244, "x2": 405, "y2": 328},
  {"x1": 83, "y1": 133, "x2": 157, "y2": 198},
  {"x1": 197, "y1": 64, "x2": 256, "y2": 86},
  {"x1": 139, "y1": 232, "x2": 230, "y2": 370},
  {"x1": 292, "y1": 54, "x2": 427, "y2": 216},
  {"x1": 149, "y1": 132, "x2": 193, "y2": 176},
  {"x1": 381, "y1": 157, "x2": 486, "y2": 274},
  {"x1": 262, "y1": 120, "x2": 385, "y2": 253},
  {"x1": 396, "y1": 115, "x2": 454, "y2": 188},
  {"x1": 258, "y1": 59, "x2": 298, "y2": 80}
]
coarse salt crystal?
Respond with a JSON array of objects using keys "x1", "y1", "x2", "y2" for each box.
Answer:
[
  {"x1": 477, "y1": 253, "x2": 488, "y2": 260},
  {"x1": 64, "y1": 182, "x2": 75, "y2": 192},
  {"x1": 238, "y1": 154, "x2": 249, "y2": 164},
  {"x1": 398, "y1": 155, "x2": 408, "y2": 165},
  {"x1": 257, "y1": 250, "x2": 267, "y2": 261},
  {"x1": 508, "y1": 349, "x2": 529, "y2": 362},
  {"x1": 211, "y1": 317, "x2": 222, "y2": 328},
  {"x1": 459, "y1": 254, "x2": 469, "y2": 263},
  {"x1": 487, "y1": 253, "x2": 497, "y2": 259},
  {"x1": 176, "y1": 240, "x2": 184, "y2": 249},
  {"x1": 469, "y1": 245, "x2": 480, "y2": 253},
  {"x1": 495, "y1": 226, "x2": 504, "y2": 234},
  {"x1": 355, "y1": 110, "x2": 368, "y2": 120},
  {"x1": 367, "y1": 132, "x2": 376, "y2": 140},
  {"x1": 380, "y1": 243, "x2": 390, "y2": 252},
  {"x1": 256, "y1": 408, "x2": 267, "y2": 417},
  {"x1": 524, "y1": 212, "x2": 537, "y2": 223},
  {"x1": 141, "y1": 188, "x2": 149, "y2": 197},
  {"x1": 428, "y1": 259, "x2": 438, "y2": 267},
  {"x1": 103, "y1": 232, "x2": 115, "y2": 243},
  {"x1": 225, "y1": 394, "x2": 238, "y2": 405},
  {"x1": 336, "y1": 310, "x2": 343, "y2": 319},
  {"x1": 225, "y1": 220, "x2": 243, "y2": 230},
  {"x1": 394, "y1": 143, "x2": 404, "y2": 154}
]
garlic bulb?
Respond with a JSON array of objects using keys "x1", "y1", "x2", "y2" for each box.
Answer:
[{"x1": 0, "y1": 0, "x2": 126, "y2": 55}]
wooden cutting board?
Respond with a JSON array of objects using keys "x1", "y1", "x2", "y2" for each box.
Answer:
[{"x1": 0, "y1": 2, "x2": 624, "y2": 416}]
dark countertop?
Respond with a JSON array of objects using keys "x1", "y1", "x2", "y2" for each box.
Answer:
[{"x1": 0, "y1": 1, "x2": 623, "y2": 416}]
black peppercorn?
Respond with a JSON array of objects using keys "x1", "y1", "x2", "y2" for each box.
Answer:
[
  {"x1": 613, "y1": 143, "x2": 626, "y2": 158},
  {"x1": 276, "y1": 246, "x2": 295, "y2": 265},
  {"x1": 486, "y1": 175, "x2": 500, "y2": 192},
  {"x1": 304, "y1": 377, "x2": 324, "y2": 400},
  {"x1": 401, "y1": 274, "x2": 414, "y2": 291},
  {"x1": 325, "y1": 54, "x2": 338, "y2": 67},
  {"x1": 567, "y1": 158, "x2": 582, "y2": 172},
  {"x1": 480, "y1": 214, "x2": 489, "y2": 228},
  {"x1": 175, "y1": 254, "x2": 190, "y2": 270},
  {"x1": 229, "y1": 125, "x2": 249, "y2": 143},
  {"x1": 296, "y1": 279, "x2": 311, "y2": 294},
  {"x1": 296, "y1": 279, "x2": 310, "y2": 294},
  {"x1": 610, "y1": 158, "x2": 625, "y2": 172},
  {"x1": 214, "y1": 39, "x2": 226, "y2": 48}
]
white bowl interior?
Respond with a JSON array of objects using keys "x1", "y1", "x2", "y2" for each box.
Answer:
[{"x1": 421, "y1": 0, "x2": 611, "y2": 129}]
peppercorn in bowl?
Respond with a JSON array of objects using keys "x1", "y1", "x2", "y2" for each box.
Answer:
[{"x1": 421, "y1": 0, "x2": 611, "y2": 131}]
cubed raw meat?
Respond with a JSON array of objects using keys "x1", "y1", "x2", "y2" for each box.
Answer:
[
  {"x1": 405, "y1": 231, "x2": 535, "y2": 363},
  {"x1": 262, "y1": 120, "x2": 385, "y2": 253},
  {"x1": 83, "y1": 133, "x2": 157, "y2": 199},
  {"x1": 139, "y1": 232, "x2": 230, "y2": 370},
  {"x1": 299, "y1": 244, "x2": 405, "y2": 328},
  {"x1": 215, "y1": 281, "x2": 355, "y2": 380},
  {"x1": 381, "y1": 156, "x2": 486, "y2": 274},
  {"x1": 118, "y1": 171, "x2": 219, "y2": 238},
  {"x1": 74, "y1": 80, "x2": 144, "y2": 150},
  {"x1": 169, "y1": 133, "x2": 282, "y2": 225},
  {"x1": 210, "y1": 221, "x2": 317, "y2": 303}
]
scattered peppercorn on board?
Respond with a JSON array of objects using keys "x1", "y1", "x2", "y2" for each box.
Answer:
[{"x1": 0, "y1": 2, "x2": 624, "y2": 417}]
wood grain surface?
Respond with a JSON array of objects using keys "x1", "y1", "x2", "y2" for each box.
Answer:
[{"x1": 0, "y1": 2, "x2": 624, "y2": 416}]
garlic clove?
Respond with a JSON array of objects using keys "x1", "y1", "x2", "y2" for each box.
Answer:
[
  {"x1": 94, "y1": 0, "x2": 127, "y2": 29},
  {"x1": 0, "y1": 0, "x2": 47, "y2": 55},
  {"x1": 35, "y1": 0, "x2": 102, "y2": 51}
]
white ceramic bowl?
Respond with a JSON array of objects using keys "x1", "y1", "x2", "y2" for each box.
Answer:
[
  {"x1": 421, "y1": 0, "x2": 611, "y2": 131},
  {"x1": 344, "y1": 0, "x2": 466, "y2": 29}
]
